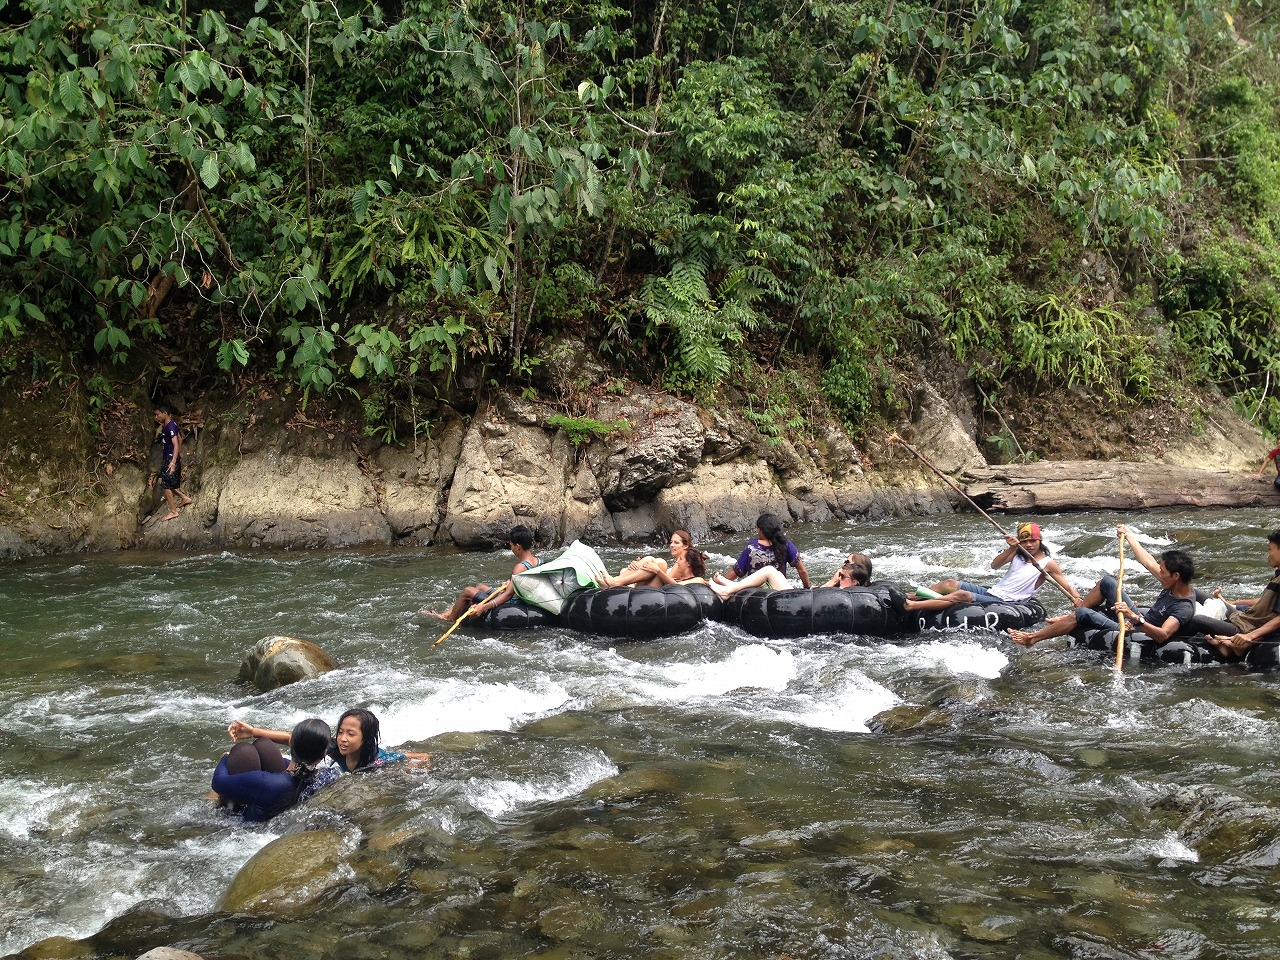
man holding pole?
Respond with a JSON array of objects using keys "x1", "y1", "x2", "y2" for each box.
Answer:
[
  {"x1": 905, "y1": 522, "x2": 1083, "y2": 612},
  {"x1": 1009, "y1": 525, "x2": 1196, "y2": 648}
]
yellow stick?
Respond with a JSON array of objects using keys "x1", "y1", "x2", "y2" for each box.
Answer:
[
  {"x1": 432, "y1": 579, "x2": 512, "y2": 648},
  {"x1": 1114, "y1": 532, "x2": 1128, "y2": 671},
  {"x1": 433, "y1": 609, "x2": 472, "y2": 647}
]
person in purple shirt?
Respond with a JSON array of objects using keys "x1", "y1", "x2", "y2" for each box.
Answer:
[
  {"x1": 153, "y1": 401, "x2": 193, "y2": 521},
  {"x1": 710, "y1": 513, "x2": 811, "y2": 599}
]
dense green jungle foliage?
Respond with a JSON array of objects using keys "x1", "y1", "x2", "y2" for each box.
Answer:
[{"x1": 4, "y1": 0, "x2": 1280, "y2": 449}]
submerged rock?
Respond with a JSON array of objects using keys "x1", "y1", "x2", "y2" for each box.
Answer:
[
  {"x1": 238, "y1": 636, "x2": 337, "y2": 690},
  {"x1": 870, "y1": 704, "x2": 953, "y2": 733},
  {"x1": 583, "y1": 767, "x2": 680, "y2": 802},
  {"x1": 220, "y1": 828, "x2": 352, "y2": 914},
  {"x1": 1158, "y1": 787, "x2": 1280, "y2": 866}
]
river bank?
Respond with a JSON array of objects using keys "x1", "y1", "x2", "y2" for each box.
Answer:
[{"x1": 0, "y1": 372, "x2": 1273, "y2": 561}]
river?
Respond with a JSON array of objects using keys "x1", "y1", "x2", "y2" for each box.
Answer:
[{"x1": 4, "y1": 507, "x2": 1280, "y2": 959}]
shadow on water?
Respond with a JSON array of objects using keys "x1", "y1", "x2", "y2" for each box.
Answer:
[{"x1": 5, "y1": 508, "x2": 1280, "y2": 959}]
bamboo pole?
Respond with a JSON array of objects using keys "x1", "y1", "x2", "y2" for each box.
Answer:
[
  {"x1": 887, "y1": 432, "x2": 1075, "y2": 602},
  {"x1": 1114, "y1": 532, "x2": 1128, "y2": 671}
]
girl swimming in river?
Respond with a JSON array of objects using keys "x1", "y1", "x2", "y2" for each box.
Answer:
[
  {"x1": 597, "y1": 530, "x2": 708, "y2": 588},
  {"x1": 211, "y1": 717, "x2": 339, "y2": 821},
  {"x1": 228, "y1": 709, "x2": 430, "y2": 774}
]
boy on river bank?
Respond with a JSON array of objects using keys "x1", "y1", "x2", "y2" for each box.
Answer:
[{"x1": 153, "y1": 402, "x2": 193, "y2": 522}]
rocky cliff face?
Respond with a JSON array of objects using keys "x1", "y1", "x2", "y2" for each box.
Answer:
[{"x1": 0, "y1": 376, "x2": 1268, "y2": 560}]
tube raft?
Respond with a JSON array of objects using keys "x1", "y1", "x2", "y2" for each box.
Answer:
[
  {"x1": 1071, "y1": 625, "x2": 1280, "y2": 668},
  {"x1": 479, "y1": 603, "x2": 560, "y2": 631},
  {"x1": 560, "y1": 584, "x2": 722, "y2": 640},
  {"x1": 719, "y1": 584, "x2": 910, "y2": 639},
  {"x1": 911, "y1": 598, "x2": 1047, "y2": 634}
]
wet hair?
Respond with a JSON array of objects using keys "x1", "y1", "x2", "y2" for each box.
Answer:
[
  {"x1": 845, "y1": 552, "x2": 873, "y2": 585},
  {"x1": 1268, "y1": 529, "x2": 1280, "y2": 549},
  {"x1": 756, "y1": 513, "x2": 791, "y2": 571},
  {"x1": 332, "y1": 708, "x2": 382, "y2": 770},
  {"x1": 289, "y1": 718, "x2": 332, "y2": 792},
  {"x1": 509, "y1": 525, "x2": 535, "y2": 550},
  {"x1": 672, "y1": 529, "x2": 707, "y2": 579},
  {"x1": 1160, "y1": 549, "x2": 1195, "y2": 584}
]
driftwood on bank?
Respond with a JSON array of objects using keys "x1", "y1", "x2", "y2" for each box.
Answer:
[{"x1": 961, "y1": 461, "x2": 1277, "y2": 512}]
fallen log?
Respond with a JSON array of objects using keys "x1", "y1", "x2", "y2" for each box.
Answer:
[{"x1": 961, "y1": 461, "x2": 1277, "y2": 512}]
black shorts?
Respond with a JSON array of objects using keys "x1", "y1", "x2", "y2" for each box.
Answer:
[{"x1": 160, "y1": 459, "x2": 182, "y2": 490}]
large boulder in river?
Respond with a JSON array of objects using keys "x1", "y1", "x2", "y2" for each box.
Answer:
[
  {"x1": 239, "y1": 636, "x2": 337, "y2": 691},
  {"x1": 221, "y1": 828, "x2": 354, "y2": 914}
]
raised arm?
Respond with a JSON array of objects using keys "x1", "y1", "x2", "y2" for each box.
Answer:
[
  {"x1": 1116, "y1": 525, "x2": 1162, "y2": 577},
  {"x1": 991, "y1": 536, "x2": 1021, "y2": 570},
  {"x1": 228, "y1": 720, "x2": 290, "y2": 744}
]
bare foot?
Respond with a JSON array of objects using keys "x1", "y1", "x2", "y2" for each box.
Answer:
[
  {"x1": 160, "y1": 512, "x2": 180, "y2": 522},
  {"x1": 178, "y1": 496, "x2": 194, "y2": 508},
  {"x1": 1007, "y1": 629, "x2": 1040, "y2": 647},
  {"x1": 597, "y1": 575, "x2": 616, "y2": 588},
  {"x1": 713, "y1": 573, "x2": 731, "y2": 586}
]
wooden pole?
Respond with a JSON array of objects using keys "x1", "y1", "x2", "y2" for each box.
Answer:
[
  {"x1": 432, "y1": 579, "x2": 512, "y2": 648},
  {"x1": 1114, "y1": 532, "x2": 1127, "y2": 671},
  {"x1": 433, "y1": 608, "x2": 472, "y2": 647},
  {"x1": 888, "y1": 433, "x2": 1075, "y2": 602}
]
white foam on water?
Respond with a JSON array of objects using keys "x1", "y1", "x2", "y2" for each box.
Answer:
[
  {"x1": 902, "y1": 638, "x2": 1010, "y2": 679},
  {"x1": 750, "y1": 668, "x2": 900, "y2": 733},
  {"x1": 11, "y1": 686, "x2": 231, "y2": 739},
  {"x1": 464, "y1": 748, "x2": 618, "y2": 819},
  {"x1": 0, "y1": 778, "x2": 76, "y2": 840},
  {"x1": 42, "y1": 827, "x2": 270, "y2": 946},
  {"x1": 648, "y1": 643, "x2": 798, "y2": 698},
  {"x1": 1136, "y1": 830, "x2": 1200, "y2": 863},
  {"x1": 374, "y1": 676, "x2": 575, "y2": 742}
]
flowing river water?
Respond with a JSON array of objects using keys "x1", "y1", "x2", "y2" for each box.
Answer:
[{"x1": 4, "y1": 507, "x2": 1280, "y2": 960}]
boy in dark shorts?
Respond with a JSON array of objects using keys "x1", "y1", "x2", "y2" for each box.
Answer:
[
  {"x1": 430, "y1": 525, "x2": 540, "y2": 621},
  {"x1": 154, "y1": 402, "x2": 193, "y2": 521}
]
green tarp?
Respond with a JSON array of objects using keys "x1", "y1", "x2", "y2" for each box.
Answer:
[{"x1": 512, "y1": 540, "x2": 608, "y2": 614}]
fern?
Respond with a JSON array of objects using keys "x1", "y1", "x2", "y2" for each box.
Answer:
[{"x1": 641, "y1": 255, "x2": 762, "y2": 390}]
